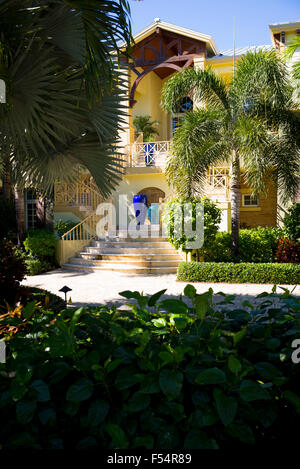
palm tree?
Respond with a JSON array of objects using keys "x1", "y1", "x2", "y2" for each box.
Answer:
[
  {"x1": 161, "y1": 50, "x2": 300, "y2": 256},
  {"x1": 0, "y1": 0, "x2": 132, "y2": 241}
]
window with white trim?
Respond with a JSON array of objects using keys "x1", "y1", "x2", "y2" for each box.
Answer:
[{"x1": 242, "y1": 194, "x2": 259, "y2": 207}]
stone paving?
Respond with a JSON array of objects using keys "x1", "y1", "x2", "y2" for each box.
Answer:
[{"x1": 22, "y1": 267, "x2": 300, "y2": 309}]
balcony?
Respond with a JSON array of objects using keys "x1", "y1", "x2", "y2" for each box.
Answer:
[{"x1": 126, "y1": 141, "x2": 171, "y2": 171}]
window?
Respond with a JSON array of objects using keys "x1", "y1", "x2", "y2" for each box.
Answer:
[
  {"x1": 171, "y1": 97, "x2": 193, "y2": 136},
  {"x1": 26, "y1": 189, "x2": 38, "y2": 229},
  {"x1": 242, "y1": 194, "x2": 259, "y2": 207}
]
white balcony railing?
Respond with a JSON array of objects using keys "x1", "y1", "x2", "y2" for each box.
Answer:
[{"x1": 126, "y1": 141, "x2": 171, "y2": 168}]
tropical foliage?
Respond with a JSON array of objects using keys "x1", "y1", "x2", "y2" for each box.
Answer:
[
  {"x1": 0, "y1": 287, "x2": 300, "y2": 448},
  {"x1": 283, "y1": 202, "x2": 300, "y2": 241},
  {"x1": 0, "y1": 0, "x2": 132, "y2": 196},
  {"x1": 162, "y1": 197, "x2": 221, "y2": 253},
  {"x1": 161, "y1": 50, "x2": 300, "y2": 255},
  {"x1": 133, "y1": 115, "x2": 159, "y2": 141}
]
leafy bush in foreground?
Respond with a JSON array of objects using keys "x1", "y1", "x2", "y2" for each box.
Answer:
[
  {"x1": 177, "y1": 262, "x2": 300, "y2": 284},
  {"x1": 0, "y1": 240, "x2": 27, "y2": 305},
  {"x1": 0, "y1": 287, "x2": 300, "y2": 449}
]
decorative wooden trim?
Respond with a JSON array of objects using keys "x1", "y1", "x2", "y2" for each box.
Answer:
[{"x1": 130, "y1": 63, "x2": 182, "y2": 107}]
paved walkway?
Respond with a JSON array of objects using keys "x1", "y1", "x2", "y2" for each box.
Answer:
[{"x1": 22, "y1": 268, "x2": 300, "y2": 309}]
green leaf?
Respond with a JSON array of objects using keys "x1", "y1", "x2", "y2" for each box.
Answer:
[
  {"x1": 16, "y1": 401, "x2": 37, "y2": 424},
  {"x1": 195, "y1": 368, "x2": 226, "y2": 385},
  {"x1": 158, "y1": 299, "x2": 188, "y2": 314},
  {"x1": 213, "y1": 388, "x2": 237, "y2": 426},
  {"x1": 70, "y1": 307, "x2": 84, "y2": 332},
  {"x1": 133, "y1": 436, "x2": 154, "y2": 449},
  {"x1": 159, "y1": 351, "x2": 174, "y2": 365},
  {"x1": 115, "y1": 369, "x2": 141, "y2": 390},
  {"x1": 22, "y1": 301, "x2": 36, "y2": 319},
  {"x1": 228, "y1": 356, "x2": 242, "y2": 375},
  {"x1": 87, "y1": 400, "x2": 110, "y2": 426},
  {"x1": 233, "y1": 328, "x2": 246, "y2": 345},
  {"x1": 239, "y1": 380, "x2": 271, "y2": 401},
  {"x1": 127, "y1": 392, "x2": 151, "y2": 412},
  {"x1": 184, "y1": 430, "x2": 219, "y2": 449},
  {"x1": 119, "y1": 291, "x2": 142, "y2": 300},
  {"x1": 195, "y1": 295, "x2": 209, "y2": 320},
  {"x1": 148, "y1": 289, "x2": 167, "y2": 307},
  {"x1": 226, "y1": 422, "x2": 255, "y2": 444},
  {"x1": 173, "y1": 316, "x2": 189, "y2": 331},
  {"x1": 254, "y1": 362, "x2": 282, "y2": 380},
  {"x1": 106, "y1": 424, "x2": 129, "y2": 449},
  {"x1": 38, "y1": 408, "x2": 56, "y2": 426},
  {"x1": 76, "y1": 437, "x2": 98, "y2": 449},
  {"x1": 184, "y1": 284, "x2": 197, "y2": 299},
  {"x1": 283, "y1": 391, "x2": 300, "y2": 414},
  {"x1": 66, "y1": 378, "x2": 94, "y2": 402},
  {"x1": 159, "y1": 369, "x2": 183, "y2": 398},
  {"x1": 151, "y1": 318, "x2": 167, "y2": 328},
  {"x1": 31, "y1": 380, "x2": 51, "y2": 402}
]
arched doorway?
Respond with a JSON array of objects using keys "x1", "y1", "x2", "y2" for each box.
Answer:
[{"x1": 137, "y1": 187, "x2": 165, "y2": 207}]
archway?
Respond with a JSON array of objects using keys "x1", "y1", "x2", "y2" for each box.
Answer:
[{"x1": 137, "y1": 187, "x2": 165, "y2": 207}]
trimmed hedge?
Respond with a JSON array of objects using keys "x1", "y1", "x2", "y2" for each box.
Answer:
[{"x1": 177, "y1": 261, "x2": 300, "y2": 284}]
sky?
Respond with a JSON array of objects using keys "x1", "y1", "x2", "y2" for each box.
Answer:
[{"x1": 128, "y1": 0, "x2": 300, "y2": 52}]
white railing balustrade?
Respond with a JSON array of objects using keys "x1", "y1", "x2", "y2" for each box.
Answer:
[{"x1": 127, "y1": 141, "x2": 171, "y2": 168}]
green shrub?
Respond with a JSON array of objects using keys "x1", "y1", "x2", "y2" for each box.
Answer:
[
  {"x1": 54, "y1": 219, "x2": 78, "y2": 239},
  {"x1": 283, "y1": 203, "x2": 300, "y2": 241},
  {"x1": 25, "y1": 258, "x2": 52, "y2": 276},
  {"x1": 177, "y1": 261, "x2": 300, "y2": 284},
  {"x1": 162, "y1": 197, "x2": 222, "y2": 252},
  {"x1": 0, "y1": 240, "x2": 27, "y2": 305},
  {"x1": 200, "y1": 227, "x2": 283, "y2": 263},
  {"x1": 0, "y1": 288, "x2": 300, "y2": 449},
  {"x1": 23, "y1": 229, "x2": 56, "y2": 264}
]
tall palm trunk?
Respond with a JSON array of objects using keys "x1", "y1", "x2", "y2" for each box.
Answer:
[
  {"x1": 2, "y1": 162, "x2": 12, "y2": 199},
  {"x1": 230, "y1": 150, "x2": 241, "y2": 257},
  {"x1": 14, "y1": 186, "x2": 25, "y2": 245}
]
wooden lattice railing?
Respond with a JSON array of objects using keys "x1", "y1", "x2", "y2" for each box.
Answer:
[{"x1": 54, "y1": 179, "x2": 104, "y2": 211}]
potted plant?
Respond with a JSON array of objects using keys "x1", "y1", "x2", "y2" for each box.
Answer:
[{"x1": 133, "y1": 115, "x2": 159, "y2": 166}]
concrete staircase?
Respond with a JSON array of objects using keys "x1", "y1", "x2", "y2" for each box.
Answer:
[{"x1": 63, "y1": 236, "x2": 182, "y2": 274}]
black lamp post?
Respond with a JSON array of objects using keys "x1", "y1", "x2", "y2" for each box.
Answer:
[{"x1": 59, "y1": 285, "x2": 72, "y2": 305}]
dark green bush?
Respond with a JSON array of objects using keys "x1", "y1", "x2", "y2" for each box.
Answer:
[
  {"x1": 0, "y1": 240, "x2": 27, "y2": 305},
  {"x1": 283, "y1": 203, "x2": 300, "y2": 241},
  {"x1": 162, "y1": 197, "x2": 222, "y2": 252},
  {"x1": 25, "y1": 258, "x2": 52, "y2": 276},
  {"x1": 199, "y1": 227, "x2": 283, "y2": 263},
  {"x1": 0, "y1": 287, "x2": 300, "y2": 449},
  {"x1": 54, "y1": 219, "x2": 78, "y2": 239},
  {"x1": 23, "y1": 229, "x2": 56, "y2": 264},
  {"x1": 177, "y1": 261, "x2": 300, "y2": 284}
]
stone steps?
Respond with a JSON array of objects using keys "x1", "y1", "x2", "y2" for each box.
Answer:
[{"x1": 62, "y1": 235, "x2": 181, "y2": 274}]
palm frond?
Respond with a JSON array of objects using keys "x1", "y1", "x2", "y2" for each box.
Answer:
[
  {"x1": 231, "y1": 49, "x2": 290, "y2": 115},
  {"x1": 165, "y1": 108, "x2": 230, "y2": 197},
  {"x1": 161, "y1": 67, "x2": 230, "y2": 114}
]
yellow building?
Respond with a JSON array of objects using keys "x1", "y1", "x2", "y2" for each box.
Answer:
[{"x1": 52, "y1": 19, "x2": 300, "y2": 268}]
